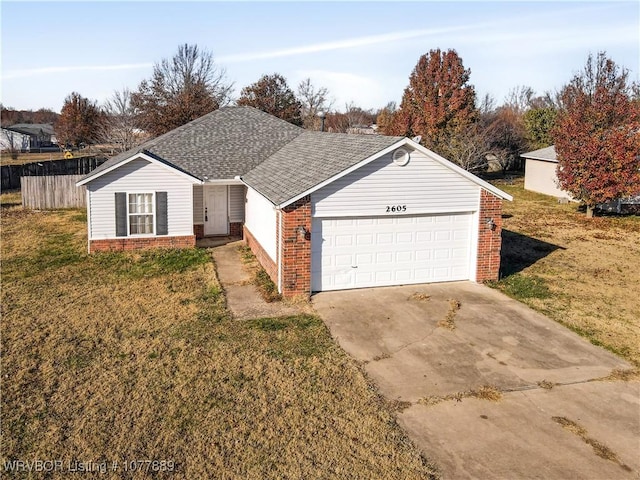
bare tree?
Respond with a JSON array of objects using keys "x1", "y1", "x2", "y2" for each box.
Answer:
[
  {"x1": 504, "y1": 85, "x2": 535, "y2": 113},
  {"x1": 99, "y1": 88, "x2": 145, "y2": 153},
  {"x1": 479, "y1": 93, "x2": 496, "y2": 116},
  {"x1": 441, "y1": 125, "x2": 491, "y2": 173},
  {"x1": 297, "y1": 78, "x2": 333, "y2": 130},
  {"x1": 344, "y1": 102, "x2": 375, "y2": 129},
  {"x1": 132, "y1": 44, "x2": 233, "y2": 136}
]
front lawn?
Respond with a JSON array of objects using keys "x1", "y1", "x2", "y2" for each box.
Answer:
[
  {"x1": 1, "y1": 196, "x2": 438, "y2": 479},
  {"x1": 490, "y1": 179, "x2": 640, "y2": 367}
]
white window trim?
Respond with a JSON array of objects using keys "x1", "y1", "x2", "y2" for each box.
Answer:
[{"x1": 127, "y1": 191, "x2": 156, "y2": 237}]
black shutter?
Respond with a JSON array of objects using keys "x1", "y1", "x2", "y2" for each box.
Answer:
[
  {"x1": 115, "y1": 192, "x2": 127, "y2": 237},
  {"x1": 156, "y1": 191, "x2": 168, "y2": 235}
]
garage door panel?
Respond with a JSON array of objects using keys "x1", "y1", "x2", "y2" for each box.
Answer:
[
  {"x1": 376, "y1": 252, "x2": 393, "y2": 263},
  {"x1": 312, "y1": 213, "x2": 473, "y2": 291},
  {"x1": 356, "y1": 234, "x2": 374, "y2": 245},
  {"x1": 334, "y1": 254, "x2": 353, "y2": 266},
  {"x1": 416, "y1": 231, "x2": 432, "y2": 242},
  {"x1": 356, "y1": 253, "x2": 373, "y2": 264},
  {"x1": 377, "y1": 232, "x2": 394, "y2": 244},
  {"x1": 397, "y1": 232, "x2": 413, "y2": 243}
]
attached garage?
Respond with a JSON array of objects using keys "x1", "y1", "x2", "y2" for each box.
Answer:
[
  {"x1": 240, "y1": 128, "x2": 512, "y2": 298},
  {"x1": 311, "y1": 213, "x2": 473, "y2": 291}
]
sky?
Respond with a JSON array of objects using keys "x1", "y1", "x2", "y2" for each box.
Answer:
[{"x1": 1, "y1": 1, "x2": 639, "y2": 113}]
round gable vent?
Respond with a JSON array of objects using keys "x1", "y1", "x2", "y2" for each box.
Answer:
[{"x1": 392, "y1": 148, "x2": 410, "y2": 166}]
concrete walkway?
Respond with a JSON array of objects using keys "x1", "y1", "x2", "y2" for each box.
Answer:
[
  {"x1": 314, "y1": 283, "x2": 639, "y2": 479},
  {"x1": 209, "y1": 241, "x2": 305, "y2": 320}
]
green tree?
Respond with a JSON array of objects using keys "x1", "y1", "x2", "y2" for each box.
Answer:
[
  {"x1": 237, "y1": 74, "x2": 303, "y2": 126},
  {"x1": 132, "y1": 44, "x2": 232, "y2": 136},
  {"x1": 553, "y1": 52, "x2": 640, "y2": 217},
  {"x1": 57, "y1": 92, "x2": 103, "y2": 147},
  {"x1": 523, "y1": 107, "x2": 557, "y2": 149}
]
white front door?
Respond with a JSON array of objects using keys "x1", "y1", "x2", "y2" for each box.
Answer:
[
  {"x1": 204, "y1": 186, "x2": 228, "y2": 235},
  {"x1": 311, "y1": 213, "x2": 473, "y2": 291}
]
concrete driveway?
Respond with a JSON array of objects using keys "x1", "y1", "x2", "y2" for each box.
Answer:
[{"x1": 313, "y1": 282, "x2": 640, "y2": 479}]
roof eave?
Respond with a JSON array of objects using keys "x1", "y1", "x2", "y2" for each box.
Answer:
[
  {"x1": 76, "y1": 151, "x2": 203, "y2": 187},
  {"x1": 266, "y1": 137, "x2": 512, "y2": 207},
  {"x1": 521, "y1": 155, "x2": 558, "y2": 163}
]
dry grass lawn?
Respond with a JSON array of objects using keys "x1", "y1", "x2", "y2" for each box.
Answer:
[
  {"x1": 1, "y1": 152, "x2": 68, "y2": 166},
  {"x1": 1, "y1": 195, "x2": 438, "y2": 479},
  {"x1": 490, "y1": 179, "x2": 640, "y2": 367}
]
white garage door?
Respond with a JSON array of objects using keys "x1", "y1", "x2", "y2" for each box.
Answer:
[{"x1": 311, "y1": 213, "x2": 473, "y2": 292}]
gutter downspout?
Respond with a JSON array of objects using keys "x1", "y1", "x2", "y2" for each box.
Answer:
[{"x1": 277, "y1": 207, "x2": 283, "y2": 294}]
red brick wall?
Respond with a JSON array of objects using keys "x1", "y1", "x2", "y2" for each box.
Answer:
[
  {"x1": 230, "y1": 222, "x2": 243, "y2": 237},
  {"x1": 244, "y1": 226, "x2": 278, "y2": 284},
  {"x1": 195, "y1": 222, "x2": 243, "y2": 239},
  {"x1": 280, "y1": 196, "x2": 312, "y2": 297},
  {"x1": 90, "y1": 236, "x2": 195, "y2": 253},
  {"x1": 476, "y1": 189, "x2": 503, "y2": 282}
]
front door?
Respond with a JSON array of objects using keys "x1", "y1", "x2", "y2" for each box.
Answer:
[{"x1": 204, "y1": 186, "x2": 228, "y2": 235}]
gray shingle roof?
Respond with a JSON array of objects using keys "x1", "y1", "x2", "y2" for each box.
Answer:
[
  {"x1": 241, "y1": 131, "x2": 404, "y2": 205},
  {"x1": 84, "y1": 106, "x2": 304, "y2": 181},
  {"x1": 5, "y1": 124, "x2": 55, "y2": 136},
  {"x1": 81, "y1": 106, "x2": 406, "y2": 205},
  {"x1": 521, "y1": 145, "x2": 557, "y2": 162}
]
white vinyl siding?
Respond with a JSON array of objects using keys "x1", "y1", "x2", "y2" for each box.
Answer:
[
  {"x1": 229, "y1": 185, "x2": 246, "y2": 222},
  {"x1": 87, "y1": 158, "x2": 193, "y2": 239},
  {"x1": 312, "y1": 148, "x2": 480, "y2": 217},
  {"x1": 524, "y1": 159, "x2": 569, "y2": 198},
  {"x1": 193, "y1": 185, "x2": 203, "y2": 223},
  {"x1": 244, "y1": 187, "x2": 276, "y2": 261}
]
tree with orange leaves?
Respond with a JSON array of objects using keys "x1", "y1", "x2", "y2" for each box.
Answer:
[{"x1": 384, "y1": 49, "x2": 478, "y2": 163}]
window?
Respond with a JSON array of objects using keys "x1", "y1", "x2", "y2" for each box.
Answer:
[{"x1": 128, "y1": 193, "x2": 154, "y2": 234}]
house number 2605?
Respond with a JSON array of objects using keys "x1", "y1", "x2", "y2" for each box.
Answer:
[{"x1": 386, "y1": 205, "x2": 407, "y2": 213}]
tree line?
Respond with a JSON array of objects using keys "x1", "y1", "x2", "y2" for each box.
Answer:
[{"x1": 6, "y1": 44, "x2": 637, "y2": 215}]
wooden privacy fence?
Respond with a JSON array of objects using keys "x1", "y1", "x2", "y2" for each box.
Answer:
[
  {"x1": 22, "y1": 175, "x2": 86, "y2": 209},
  {"x1": 1, "y1": 156, "x2": 106, "y2": 190}
]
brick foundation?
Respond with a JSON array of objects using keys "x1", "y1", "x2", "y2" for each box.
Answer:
[
  {"x1": 279, "y1": 196, "x2": 312, "y2": 297},
  {"x1": 230, "y1": 222, "x2": 243, "y2": 237},
  {"x1": 476, "y1": 189, "x2": 503, "y2": 282},
  {"x1": 244, "y1": 226, "x2": 278, "y2": 284},
  {"x1": 89, "y1": 235, "x2": 196, "y2": 253},
  {"x1": 194, "y1": 224, "x2": 204, "y2": 239}
]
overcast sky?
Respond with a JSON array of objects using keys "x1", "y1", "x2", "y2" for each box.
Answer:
[{"x1": 1, "y1": 1, "x2": 638, "y2": 113}]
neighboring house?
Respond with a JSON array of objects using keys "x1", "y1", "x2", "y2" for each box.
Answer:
[
  {"x1": 521, "y1": 145, "x2": 640, "y2": 211},
  {"x1": 1, "y1": 127, "x2": 30, "y2": 152},
  {"x1": 0, "y1": 123, "x2": 57, "y2": 152},
  {"x1": 78, "y1": 106, "x2": 512, "y2": 297},
  {"x1": 521, "y1": 146, "x2": 570, "y2": 199},
  {"x1": 346, "y1": 124, "x2": 378, "y2": 135}
]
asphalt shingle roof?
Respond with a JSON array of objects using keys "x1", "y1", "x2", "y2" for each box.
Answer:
[
  {"x1": 85, "y1": 106, "x2": 304, "y2": 180},
  {"x1": 242, "y1": 131, "x2": 404, "y2": 205},
  {"x1": 82, "y1": 106, "x2": 406, "y2": 205},
  {"x1": 5, "y1": 124, "x2": 55, "y2": 136},
  {"x1": 521, "y1": 145, "x2": 557, "y2": 162}
]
